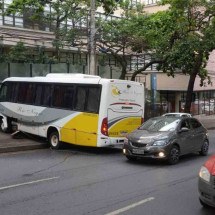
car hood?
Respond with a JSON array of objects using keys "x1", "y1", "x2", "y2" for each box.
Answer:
[
  {"x1": 127, "y1": 129, "x2": 172, "y2": 144},
  {"x1": 204, "y1": 155, "x2": 215, "y2": 176}
]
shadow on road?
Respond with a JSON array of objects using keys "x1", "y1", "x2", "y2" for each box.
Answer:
[
  {"x1": 199, "y1": 207, "x2": 215, "y2": 214},
  {"x1": 62, "y1": 143, "x2": 122, "y2": 155},
  {"x1": 124, "y1": 153, "x2": 210, "y2": 167}
]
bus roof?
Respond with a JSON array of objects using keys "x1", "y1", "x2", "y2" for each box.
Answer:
[{"x1": 2, "y1": 73, "x2": 143, "y2": 86}]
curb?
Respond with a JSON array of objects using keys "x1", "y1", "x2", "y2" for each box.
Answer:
[
  {"x1": 207, "y1": 127, "x2": 215, "y2": 130},
  {"x1": 0, "y1": 143, "x2": 48, "y2": 153}
]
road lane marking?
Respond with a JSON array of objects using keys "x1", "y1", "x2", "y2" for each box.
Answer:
[
  {"x1": 105, "y1": 197, "x2": 155, "y2": 215},
  {"x1": 0, "y1": 176, "x2": 60, "y2": 191}
]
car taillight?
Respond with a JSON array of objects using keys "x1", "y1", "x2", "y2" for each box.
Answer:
[{"x1": 101, "y1": 117, "x2": 108, "y2": 136}]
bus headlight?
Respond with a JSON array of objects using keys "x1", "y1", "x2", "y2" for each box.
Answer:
[{"x1": 199, "y1": 166, "x2": 210, "y2": 182}]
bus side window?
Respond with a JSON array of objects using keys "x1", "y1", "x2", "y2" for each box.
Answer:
[
  {"x1": 17, "y1": 83, "x2": 29, "y2": 104},
  {"x1": 86, "y1": 87, "x2": 100, "y2": 113},
  {"x1": 34, "y1": 85, "x2": 43, "y2": 106},
  {"x1": 25, "y1": 83, "x2": 35, "y2": 104},
  {"x1": 41, "y1": 85, "x2": 52, "y2": 107},
  {"x1": 63, "y1": 86, "x2": 74, "y2": 109},
  {"x1": 10, "y1": 82, "x2": 19, "y2": 103},
  {"x1": 52, "y1": 85, "x2": 74, "y2": 109},
  {"x1": 0, "y1": 83, "x2": 8, "y2": 102},
  {"x1": 74, "y1": 86, "x2": 87, "y2": 111},
  {"x1": 52, "y1": 85, "x2": 62, "y2": 108}
]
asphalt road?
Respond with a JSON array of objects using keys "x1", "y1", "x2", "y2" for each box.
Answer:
[{"x1": 0, "y1": 131, "x2": 215, "y2": 215}]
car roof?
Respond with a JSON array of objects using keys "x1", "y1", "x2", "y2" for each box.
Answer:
[
  {"x1": 150, "y1": 116, "x2": 182, "y2": 120},
  {"x1": 163, "y1": 112, "x2": 192, "y2": 117}
]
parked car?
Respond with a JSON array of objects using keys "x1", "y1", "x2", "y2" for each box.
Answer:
[
  {"x1": 123, "y1": 116, "x2": 209, "y2": 164},
  {"x1": 198, "y1": 155, "x2": 215, "y2": 208},
  {"x1": 162, "y1": 112, "x2": 192, "y2": 117}
]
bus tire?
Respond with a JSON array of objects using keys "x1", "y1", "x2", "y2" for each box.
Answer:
[
  {"x1": 49, "y1": 131, "x2": 61, "y2": 150},
  {"x1": 0, "y1": 118, "x2": 9, "y2": 133}
]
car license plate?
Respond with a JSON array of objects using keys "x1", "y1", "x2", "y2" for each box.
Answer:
[{"x1": 132, "y1": 148, "x2": 144, "y2": 155}]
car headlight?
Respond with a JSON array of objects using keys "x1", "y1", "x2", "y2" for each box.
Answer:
[
  {"x1": 152, "y1": 140, "x2": 168, "y2": 146},
  {"x1": 199, "y1": 166, "x2": 211, "y2": 182}
]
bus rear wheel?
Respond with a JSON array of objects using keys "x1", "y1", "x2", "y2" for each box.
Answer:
[{"x1": 49, "y1": 131, "x2": 61, "y2": 149}]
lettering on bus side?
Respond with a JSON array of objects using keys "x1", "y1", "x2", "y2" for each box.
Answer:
[{"x1": 17, "y1": 106, "x2": 40, "y2": 116}]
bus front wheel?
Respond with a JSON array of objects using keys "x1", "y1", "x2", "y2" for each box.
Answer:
[
  {"x1": 49, "y1": 131, "x2": 61, "y2": 149},
  {"x1": 0, "y1": 118, "x2": 9, "y2": 133}
]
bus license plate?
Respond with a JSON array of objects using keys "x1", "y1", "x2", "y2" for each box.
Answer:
[{"x1": 132, "y1": 148, "x2": 144, "y2": 155}]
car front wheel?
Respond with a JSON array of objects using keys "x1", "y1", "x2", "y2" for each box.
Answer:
[
  {"x1": 167, "y1": 146, "x2": 180, "y2": 165},
  {"x1": 126, "y1": 155, "x2": 137, "y2": 162},
  {"x1": 199, "y1": 140, "x2": 209, "y2": 156}
]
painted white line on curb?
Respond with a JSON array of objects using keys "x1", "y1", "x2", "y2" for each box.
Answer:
[
  {"x1": 105, "y1": 197, "x2": 155, "y2": 215},
  {"x1": 0, "y1": 176, "x2": 60, "y2": 191}
]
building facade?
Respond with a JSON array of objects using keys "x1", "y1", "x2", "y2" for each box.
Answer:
[
  {"x1": 0, "y1": 0, "x2": 215, "y2": 117},
  {"x1": 142, "y1": 0, "x2": 215, "y2": 118}
]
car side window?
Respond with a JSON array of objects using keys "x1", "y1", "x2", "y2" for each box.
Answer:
[
  {"x1": 180, "y1": 119, "x2": 190, "y2": 129},
  {"x1": 190, "y1": 119, "x2": 201, "y2": 129}
]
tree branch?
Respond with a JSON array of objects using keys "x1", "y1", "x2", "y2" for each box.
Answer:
[{"x1": 131, "y1": 59, "x2": 164, "y2": 81}]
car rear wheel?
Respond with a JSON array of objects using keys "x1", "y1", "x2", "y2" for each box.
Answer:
[
  {"x1": 167, "y1": 146, "x2": 180, "y2": 165},
  {"x1": 199, "y1": 140, "x2": 209, "y2": 156},
  {"x1": 126, "y1": 155, "x2": 137, "y2": 162},
  {"x1": 49, "y1": 131, "x2": 61, "y2": 149}
]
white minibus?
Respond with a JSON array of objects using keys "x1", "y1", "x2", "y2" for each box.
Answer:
[{"x1": 0, "y1": 73, "x2": 144, "y2": 149}]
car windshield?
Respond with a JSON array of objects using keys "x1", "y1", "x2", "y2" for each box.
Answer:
[{"x1": 139, "y1": 117, "x2": 180, "y2": 132}]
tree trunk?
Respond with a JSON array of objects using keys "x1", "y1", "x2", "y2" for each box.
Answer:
[
  {"x1": 184, "y1": 52, "x2": 203, "y2": 113},
  {"x1": 119, "y1": 65, "x2": 127, "y2": 80},
  {"x1": 184, "y1": 71, "x2": 197, "y2": 113}
]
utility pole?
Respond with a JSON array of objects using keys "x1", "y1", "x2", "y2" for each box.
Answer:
[{"x1": 88, "y1": 0, "x2": 96, "y2": 75}]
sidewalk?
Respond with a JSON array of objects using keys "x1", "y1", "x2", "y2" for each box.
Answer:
[
  {"x1": 0, "y1": 115, "x2": 214, "y2": 154},
  {"x1": 195, "y1": 114, "x2": 215, "y2": 130},
  {"x1": 0, "y1": 132, "x2": 48, "y2": 154}
]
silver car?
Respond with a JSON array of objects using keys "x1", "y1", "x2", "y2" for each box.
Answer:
[{"x1": 123, "y1": 116, "x2": 209, "y2": 164}]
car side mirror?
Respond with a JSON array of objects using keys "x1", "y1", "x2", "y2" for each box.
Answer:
[{"x1": 179, "y1": 127, "x2": 189, "y2": 133}]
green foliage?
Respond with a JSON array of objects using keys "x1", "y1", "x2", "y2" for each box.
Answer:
[
  {"x1": 5, "y1": 0, "x2": 124, "y2": 60},
  {"x1": 96, "y1": 1, "x2": 146, "y2": 79},
  {"x1": 34, "y1": 46, "x2": 55, "y2": 63},
  {"x1": 4, "y1": 42, "x2": 54, "y2": 63},
  {"x1": 97, "y1": 0, "x2": 120, "y2": 14},
  {"x1": 129, "y1": 0, "x2": 215, "y2": 111},
  {"x1": 7, "y1": 42, "x2": 29, "y2": 63},
  {"x1": 131, "y1": 0, "x2": 215, "y2": 80}
]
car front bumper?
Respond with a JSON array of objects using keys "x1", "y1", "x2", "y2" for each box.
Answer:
[
  {"x1": 123, "y1": 144, "x2": 168, "y2": 159},
  {"x1": 198, "y1": 178, "x2": 215, "y2": 207}
]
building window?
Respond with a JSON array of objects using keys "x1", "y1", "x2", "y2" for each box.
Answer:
[
  {"x1": 145, "y1": 0, "x2": 159, "y2": 5},
  {"x1": 130, "y1": 0, "x2": 141, "y2": 6}
]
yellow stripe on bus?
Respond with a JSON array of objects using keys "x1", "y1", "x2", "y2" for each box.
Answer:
[
  {"x1": 108, "y1": 117, "x2": 141, "y2": 137},
  {"x1": 60, "y1": 113, "x2": 99, "y2": 147}
]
